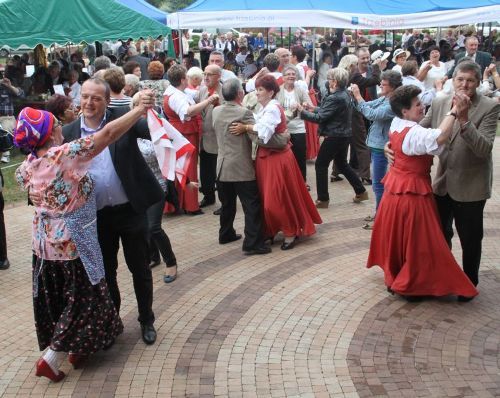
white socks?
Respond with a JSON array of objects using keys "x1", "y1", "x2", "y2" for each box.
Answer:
[{"x1": 42, "y1": 349, "x2": 64, "y2": 374}]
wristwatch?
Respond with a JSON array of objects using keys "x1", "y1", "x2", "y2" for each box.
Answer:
[{"x1": 445, "y1": 111, "x2": 457, "y2": 118}]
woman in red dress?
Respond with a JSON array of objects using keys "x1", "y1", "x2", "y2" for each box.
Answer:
[
  {"x1": 230, "y1": 75, "x2": 322, "y2": 250},
  {"x1": 163, "y1": 64, "x2": 219, "y2": 215},
  {"x1": 367, "y1": 85, "x2": 478, "y2": 301}
]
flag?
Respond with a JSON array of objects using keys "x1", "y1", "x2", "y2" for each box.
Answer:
[{"x1": 147, "y1": 109, "x2": 195, "y2": 188}]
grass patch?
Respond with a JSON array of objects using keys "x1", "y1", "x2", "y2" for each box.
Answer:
[{"x1": 1, "y1": 149, "x2": 28, "y2": 205}]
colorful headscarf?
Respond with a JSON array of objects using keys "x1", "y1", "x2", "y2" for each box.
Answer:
[{"x1": 13, "y1": 107, "x2": 54, "y2": 153}]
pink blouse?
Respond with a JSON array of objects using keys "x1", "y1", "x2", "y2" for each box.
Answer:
[{"x1": 16, "y1": 137, "x2": 96, "y2": 260}]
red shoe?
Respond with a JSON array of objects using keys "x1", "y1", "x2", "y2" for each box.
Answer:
[
  {"x1": 35, "y1": 358, "x2": 65, "y2": 382},
  {"x1": 68, "y1": 353, "x2": 88, "y2": 369}
]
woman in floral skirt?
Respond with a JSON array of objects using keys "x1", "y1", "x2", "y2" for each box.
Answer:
[{"x1": 14, "y1": 90, "x2": 155, "y2": 382}]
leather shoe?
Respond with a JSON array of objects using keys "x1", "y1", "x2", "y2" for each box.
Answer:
[
  {"x1": 0, "y1": 259, "x2": 10, "y2": 270},
  {"x1": 213, "y1": 207, "x2": 222, "y2": 215},
  {"x1": 149, "y1": 259, "x2": 161, "y2": 268},
  {"x1": 219, "y1": 234, "x2": 242, "y2": 244},
  {"x1": 315, "y1": 200, "x2": 329, "y2": 209},
  {"x1": 185, "y1": 209, "x2": 204, "y2": 216},
  {"x1": 353, "y1": 191, "x2": 369, "y2": 203},
  {"x1": 35, "y1": 358, "x2": 65, "y2": 382},
  {"x1": 199, "y1": 197, "x2": 215, "y2": 208},
  {"x1": 243, "y1": 245, "x2": 272, "y2": 255},
  {"x1": 141, "y1": 323, "x2": 157, "y2": 345},
  {"x1": 281, "y1": 237, "x2": 297, "y2": 250},
  {"x1": 330, "y1": 175, "x2": 343, "y2": 182},
  {"x1": 457, "y1": 295, "x2": 475, "y2": 302}
]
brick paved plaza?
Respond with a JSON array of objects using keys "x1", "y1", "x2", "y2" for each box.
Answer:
[{"x1": 1, "y1": 143, "x2": 500, "y2": 398}]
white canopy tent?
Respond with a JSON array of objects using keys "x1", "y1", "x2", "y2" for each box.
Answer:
[{"x1": 167, "y1": 0, "x2": 500, "y2": 29}]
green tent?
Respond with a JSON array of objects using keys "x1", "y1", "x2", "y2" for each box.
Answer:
[{"x1": 0, "y1": 0, "x2": 174, "y2": 55}]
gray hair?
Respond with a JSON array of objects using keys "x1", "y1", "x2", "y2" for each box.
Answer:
[
  {"x1": 263, "y1": 53, "x2": 280, "y2": 72},
  {"x1": 186, "y1": 66, "x2": 204, "y2": 80},
  {"x1": 282, "y1": 64, "x2": 300, "y2": 79},
  {"x1": 127, "y1": 46, "x2": 138, "y2": 56},
  {"x1": 327, "y1": 67, "x2": 350, "y2": 90},
  {"x1": 380, "y1": 70, "x2": 402, "y2": 89},
  {"x1": 453, "y1": 59, "x2": 481, "y2": 82},
  {"x1": 338, "y1": 54, "x2": 358, "y2": 73},
  {"x1": 94, "y1": 55, "x2": 111, "y2": 72},
  {"x1": 221, "y1": 78, "x2": 243, "y2": 101},
  {"x1": 210, "y1": 50, "x2": 224, "y2": 58},
  {"x1": 124, "y1": 73, "x2": 140, "y2": 90}
]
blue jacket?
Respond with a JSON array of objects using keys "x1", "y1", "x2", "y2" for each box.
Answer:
[{"x1": 356, "y1": 97, "x2": 395, "y2": 150}]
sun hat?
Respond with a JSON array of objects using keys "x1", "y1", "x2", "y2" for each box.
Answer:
[
  {"x1": 391, "y1": 48, "x2": 410, "y2": 63},
  {"x1": 371, "y1": 50, "x2": 391, "y2": 62}
]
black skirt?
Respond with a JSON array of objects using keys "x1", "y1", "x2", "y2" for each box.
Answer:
[{"x1": 33, "y1": 255, "x2": 123, "y2": 354}]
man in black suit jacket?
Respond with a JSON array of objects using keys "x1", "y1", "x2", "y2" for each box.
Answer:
[
  {"x1": 63, "y1": 78, "x2": 163, "y2": 345},
  {"x1": 448, "y1": 36, "x2": 492, "y2": 77}
]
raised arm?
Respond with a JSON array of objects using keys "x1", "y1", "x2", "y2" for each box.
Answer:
[{"x1": 92, "y1": 90, "x2": 155, "y2": 155}]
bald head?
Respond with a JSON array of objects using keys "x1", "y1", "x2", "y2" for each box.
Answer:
[
  {"x1": 204, "y1": 64, "x2": 221, "y2": 88},
  {"x1": 275, "y1": 48, "x2": 291, "y2": 68}
]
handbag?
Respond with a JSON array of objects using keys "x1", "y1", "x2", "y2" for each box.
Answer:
[{"x1": 0, "y1": 127, "x2": 14, "y2": 153}]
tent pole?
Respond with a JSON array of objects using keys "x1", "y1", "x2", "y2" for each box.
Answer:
[
  {"x1": 312, "y1": 28, "x2": 316, "y2": 72},
  {"x1": 288, "y1": 27, "x2": 291, "y2": 50},
  {"x1": 280, "y1": 28, "x2": 283, "y2": 48},
  {"x1": 266, "y1": 28, "x2": 269, "y2": 51}
]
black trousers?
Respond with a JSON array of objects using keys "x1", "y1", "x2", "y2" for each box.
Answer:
[
  {"x1": 200, "y1": 51, "x2": 211, "y2": 70},
  {"x1": 0, "y1": 192, "x2": 6, "y2": 261},
  {"x1": 147, "y1": 195, "x2": 177, "y2": 267},
  {"x1": 316, "y1": 136, "x2": 366, "y2": 202},
  {"x1": 97, "y1": 203, "x2": 154, "y2": 325},
  {"x1": 435, "y1": 194, "x2": 486, "y2": 286},
  {"x1": 218, "y1": 180, "x2": 264, "y2": 250},
  {"x1": 349, "y1": 112, "x2": 371, "y2": 179},
  {"x1": 199, "y1": 150, "x2": 218, "y2": 201},
  {"x1": 290, "y1": 133, "x2": 307, "y2": 181}
]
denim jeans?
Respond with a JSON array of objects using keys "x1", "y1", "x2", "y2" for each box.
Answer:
[{"x1": 370, "y1": 150, "x2": 388, "y2": 213}]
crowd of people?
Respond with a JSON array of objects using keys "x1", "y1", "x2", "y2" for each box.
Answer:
[{"x1": 0, "y1": 24, "x2": 499, "y2": 382}]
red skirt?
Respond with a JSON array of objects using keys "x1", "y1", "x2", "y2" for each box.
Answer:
[
  {"x1": 305, "y1": 89, "x2": 320, "y2": 160},
  {"x1": 367, "y1": 192, "x2": 478, "y2": 298},
  {"x1": 255, "y1": 148, "x2": 322, "y2": 238}
]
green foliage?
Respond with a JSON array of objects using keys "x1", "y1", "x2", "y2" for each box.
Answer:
[{"x1": 144, "y1": 0, "x2": 195, "y2": 12}]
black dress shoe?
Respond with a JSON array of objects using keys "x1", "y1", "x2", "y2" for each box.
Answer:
[
  {"x1": 457, "y1": 295, "x2": 475, "y2": 302},
  {"x1": 0, "y1": 259, "x2": 10, "y2": 270},
  {"x1": 213, "y1": 207, "x2": 222, "y2": 215},
  {"x1": 243, "y1": 245, "x2": 272, "y2": 255},
  {"x1": 141, "y1": 323, "x2": 157, "y2": 345},
  {"x1": 330, "y1": 175, "x2": 343, "y2": 182},
  {"x1": 281, "y1": 238, "x2": 297, "y2": 250},
  {"x1": 199, "y1": 197, "x2": 215, "y2": 208},
  {"x1": 185, "y1": 209, "x2": 204, "y2": 216},
  {"x1": 149, "y1": 259, "x2": 161, "y2": 268},
  {"x1": 219, "y1": 234, "x2": 242, "y2": 244}
]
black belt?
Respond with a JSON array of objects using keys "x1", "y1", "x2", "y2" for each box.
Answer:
[{"x1": 97, "y1": 202, "x2": 132, "y2": 213}]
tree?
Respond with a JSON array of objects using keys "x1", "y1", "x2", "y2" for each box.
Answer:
[{"x1": 144, "y1": 0, "x2": 195, "y2": 12}]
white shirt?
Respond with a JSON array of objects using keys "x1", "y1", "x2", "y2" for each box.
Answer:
[
  {"x1": 80, "y1": 116, "x2": 129, "y2": 210},
  {"x1": 164, "y1": 84, "x2": 194, "y2": 121},
  {"x1": 296, "y1": 61, "x2": 308, "y2": 80},
  {"x1": 419, "y1": 61, "x2": 447, "y2": 91},
  {"x1": 221, "y1": 69, "x2": 237, "y2": 83},
  {"x1": 390, "y1": 117, "x2": 443, "y2": 156},
  {"x1": 253, "y1": 99, "x2": 281, "y2": 144},
  {"x1": 392, "y1": 64, "x2": 403, "y2": 75},
  {"x1": 402, "y1": 75, "x2": 436, "y2": 107},
  {"x1": 68, "y1": 81, "x2": 81, "y2": 106},
  {"x1": 245, "y1": 71, "x2": 307, "y2": 92}
]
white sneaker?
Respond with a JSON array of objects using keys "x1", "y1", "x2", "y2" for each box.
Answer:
[{"x1": 1, "y1": 154, "x2": 9, "y2": 163}]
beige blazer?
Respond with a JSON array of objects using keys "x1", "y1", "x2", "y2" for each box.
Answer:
[
  {"x1": 420, "y1": 93, "x2": 500, "y2": 202},
  {"x1": 199, "y1": 84, "x2": 223, "y2": 154},
  {"x1": 213, "y1": 102, "x2": 257, "y2": 182}
]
